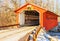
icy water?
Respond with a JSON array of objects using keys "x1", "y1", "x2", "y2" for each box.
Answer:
[{"x1": 48, "y1": 32, "x2": 60, "y2": 39}]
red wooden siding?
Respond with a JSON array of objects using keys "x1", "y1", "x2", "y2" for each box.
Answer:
[{"x1": 43, "y1": 11, "x2": 58, "y2": 31}]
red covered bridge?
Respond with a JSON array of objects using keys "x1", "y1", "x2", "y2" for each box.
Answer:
[{"x1": 14, "y1": 3, "x2": 59, "y2": 31}]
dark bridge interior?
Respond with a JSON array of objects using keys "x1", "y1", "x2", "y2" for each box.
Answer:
[{"x1": 25, "y1": 10, "x2": 39, "y2": 26}]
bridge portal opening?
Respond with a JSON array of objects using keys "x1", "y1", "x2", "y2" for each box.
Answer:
[{"x1": 24, "y1": 10, "x2": 39, "y2": 26}]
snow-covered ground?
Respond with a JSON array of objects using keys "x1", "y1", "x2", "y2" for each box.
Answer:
[
  {"x1": 36, "y1": 27, "x2": 60, "y2": 41},
  {"x1": 0, "y1": 26, "x2": 37, "y2": 41}
]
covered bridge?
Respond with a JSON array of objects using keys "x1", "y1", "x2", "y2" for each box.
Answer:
[{"x1": 14, "y1": 3, "x2": 59, "y2": 31}]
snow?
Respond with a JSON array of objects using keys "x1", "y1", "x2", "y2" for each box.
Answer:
[
  {"x1": 36, "y1": 28, "x2": 60, "y2": 41},
  {"x1": 0, "y1": 26, "x2": 36, "y2": 41}
]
